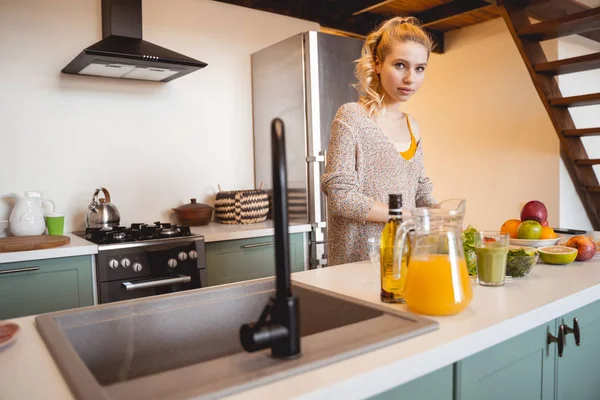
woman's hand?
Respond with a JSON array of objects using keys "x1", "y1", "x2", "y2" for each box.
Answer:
[{"x1": 367, "y1": 202, "x2": 389, "y2": 223}]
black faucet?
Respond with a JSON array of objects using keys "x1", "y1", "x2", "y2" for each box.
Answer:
[{"x1": 239, "y1": 118, "x2": 301, "y2": 359}]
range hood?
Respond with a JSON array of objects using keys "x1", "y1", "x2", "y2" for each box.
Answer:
[{"x1": 62, "y1": 0, "x2": 207, "y2": 82}]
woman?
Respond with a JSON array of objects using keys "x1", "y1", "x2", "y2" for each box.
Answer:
[{"x1": 321, "y1": 17, "x2": 437, "y2": 266}]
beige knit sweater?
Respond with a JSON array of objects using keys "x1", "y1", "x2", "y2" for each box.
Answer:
[{"x1": 321, "y1": 102, "x2": 437, "y2": 266}]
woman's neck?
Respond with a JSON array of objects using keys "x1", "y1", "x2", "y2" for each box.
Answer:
[{"x1": 381, "y1": 95, "x2": 402, "y2": 116}]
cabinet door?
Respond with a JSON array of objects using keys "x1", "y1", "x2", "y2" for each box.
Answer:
[
  {"x1": 369, "y1": 365, "x2": 453, "y2": 400},
  {"x1": 205, "y1": 233, "x2": 305, "y2": 287},
  {"x1": 0, "y1": 256, "x2": 94, "y2": 319},
  {"x1": 457, "y1": 322, "x2": 556, "y2": 400},
  {"x1": 556, "y1": 299, "x2": 600, "y2": 400}
]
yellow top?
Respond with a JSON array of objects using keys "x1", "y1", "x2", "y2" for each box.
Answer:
[{"x1": 399, "y1": 113, "x2": 417, "y2": 160}]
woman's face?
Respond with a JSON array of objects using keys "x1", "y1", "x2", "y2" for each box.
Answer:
[{"x1": 375, "y1": 40, "x2": 429, "y2": 105}]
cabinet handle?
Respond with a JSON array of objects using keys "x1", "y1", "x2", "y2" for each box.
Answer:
[
  {"x1": 0, "y1": 266, "x2": 40, "y2": 275},
  {"x1": 242, "y1": 242, "x2": 275, "y2": 249},
  {"x1": 548, "y1": 324, "x2": 566, "y2": 357},
  {"x1": 564, "y1": 318, "x2": 581, "y2": 346}
]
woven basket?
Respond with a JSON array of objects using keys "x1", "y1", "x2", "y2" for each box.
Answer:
[{"x1": 214, "y1": 184, "x2": 270, "y2": 225}]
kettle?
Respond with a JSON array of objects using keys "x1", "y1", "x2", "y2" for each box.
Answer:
[{"x1": 85, "y1": 187, "x2": 121, "y2": 228}]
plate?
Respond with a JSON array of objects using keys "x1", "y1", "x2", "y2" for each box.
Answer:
[
  {"x1": 0, "y1": 322, "x2": 20, "y2": 350},
  {"x1": 509, "y1": 236, "x2": 563, "y2": 248}
]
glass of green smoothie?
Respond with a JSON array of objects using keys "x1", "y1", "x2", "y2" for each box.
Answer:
[{"x1": 474, "y1": 231, "x2": 510, "y2": 287}]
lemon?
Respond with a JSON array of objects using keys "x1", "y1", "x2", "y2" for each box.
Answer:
[{"x1": 538, "y1": 246, "x2": 578, "y2": 265}]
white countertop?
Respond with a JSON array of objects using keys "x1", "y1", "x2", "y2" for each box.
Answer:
[
  {"x1": 191, "y1": 220, "x2": 312, "y2": 242},
  {"x1": 2, "y1": 257, "x2": 600, "y2": 400},
  {"x1": 0, "y1": 222, "x2": 312, "y2": 264},
  {"x1": 0, "y1": 234, "x2": 98, "y2": 264}
]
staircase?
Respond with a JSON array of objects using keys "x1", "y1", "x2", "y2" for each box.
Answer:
[{"x1": 498, "y1": 1, "x2": 600, "y2": 229}]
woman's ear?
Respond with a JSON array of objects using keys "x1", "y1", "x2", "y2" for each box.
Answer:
[{"x1": 374, "y1": 57, "x2": 381, "y2": 75}]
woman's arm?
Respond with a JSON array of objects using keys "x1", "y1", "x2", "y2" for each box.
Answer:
[
  {"x1": 321, "y1": 115, "x2": 386, "y2": 223},
  {"x1": 367, "y1": 202, "x2": 389, "y2": 223}
]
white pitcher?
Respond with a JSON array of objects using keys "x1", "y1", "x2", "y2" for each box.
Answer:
[{"x1": 9, "y1": 191, "x2": 56, "y2": 236}]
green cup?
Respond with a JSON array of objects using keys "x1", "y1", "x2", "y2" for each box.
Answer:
[{"x1": 45, "y1": 212, "x2": 65, "y2": 236}]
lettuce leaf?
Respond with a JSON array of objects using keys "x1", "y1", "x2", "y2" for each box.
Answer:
[{"x1": 462, "y1": 225, "x2": 478, "y2": 276}]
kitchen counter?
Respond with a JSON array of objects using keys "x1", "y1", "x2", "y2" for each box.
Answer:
[
  {"x1": 190, "y1": 220, "x2": 312, "y2": 242},
  {"x1": 2, "y1": 257, "x2": 600, "y2": 399},
  {"x1": 0, "y1": 222, "x2": 312, "y2": 264},
  {"x1": 0, "y1": 234, "x2": 98, "y2": 264}
]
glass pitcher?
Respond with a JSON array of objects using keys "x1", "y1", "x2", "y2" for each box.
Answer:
[{"x1": 394, "y1": 199, "x2": 472, "y2": 316}]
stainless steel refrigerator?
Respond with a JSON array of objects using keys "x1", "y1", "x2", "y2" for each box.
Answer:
[{"x1": 251, "y1": 31, "x2": 363, "y2": 268}]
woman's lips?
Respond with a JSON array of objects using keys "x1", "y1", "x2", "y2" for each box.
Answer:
[{"x1": 398, "y1": 88, "x2": 414, "y2": 95}]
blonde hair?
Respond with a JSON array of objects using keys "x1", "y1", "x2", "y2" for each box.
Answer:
[{"x1": 354, "y1": 16, "x2": 434, "y2": 117}]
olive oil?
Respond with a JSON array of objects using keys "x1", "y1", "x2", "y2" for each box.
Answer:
[{"x1": 380, "y1": 194, "x2": 409, "y2": 303}]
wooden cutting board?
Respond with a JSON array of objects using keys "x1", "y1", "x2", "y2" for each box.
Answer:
[{"x1": 0, "y1": 235, "x2": 71, "y2": 253}]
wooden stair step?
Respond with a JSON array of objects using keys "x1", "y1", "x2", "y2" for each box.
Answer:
[
  {"x1": 549, "y1": 92, "x2": 600, "y2": 107},
  {"x1": 535, "y1": 52, "x2": 600, "y2": 75},
  {"x1": 518, "y1": 7, "x2": 600, "y2": 41},
  {"x1": 563, "y1": 128, "x2": 600, "y2": 137},
  {"x1": 586, "y1": 186, "x2": 600, "y2": 192},
  {"x1": 575, "y1": 159, "x2": 600, "y2": 165}
]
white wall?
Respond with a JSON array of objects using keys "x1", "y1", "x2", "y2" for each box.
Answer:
[
  {"x1": 402, "y1": 18, "x2": 560, "y2": 231},
  {"x1": 0, "y1": 0, "x2": 319, "y2": 232},
  {"x1": 558, "y1": 35, "x2": 600, "y2": 230}
]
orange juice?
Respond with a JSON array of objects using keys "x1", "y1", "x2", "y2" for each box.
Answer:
[{"x1": 404, "y1": 254, "x2": 473, "y2": 316}]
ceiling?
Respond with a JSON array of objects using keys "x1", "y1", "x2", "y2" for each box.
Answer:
[{"x1": 212, "y1": 0, "x2": 599, "y2": 53}]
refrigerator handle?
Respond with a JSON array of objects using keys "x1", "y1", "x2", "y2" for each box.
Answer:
[{"x1": 306, "y1": 149, "x2": 326, "y2": 164}]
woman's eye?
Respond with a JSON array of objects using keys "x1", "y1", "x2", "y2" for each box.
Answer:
[
  {"x1": 416, "y1": 66, "x2": 425, "y2": 72},
  {"x1": 394, "y1": 63, "x2": 405, "y2": 69}
]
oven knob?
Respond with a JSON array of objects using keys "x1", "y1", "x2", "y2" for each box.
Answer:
[
  {"x1": 168, "y1": 258, "x2": 178, "y2": 268},
  {"x1": 188, "y1": 250, "x2": 198, "y2": 260},
  {"x1": 121, "y1": 258, "x2": 131, "y2": 268},
  {"x1": 108, "y1": 259, "x2": 119, "y2": 269},
  {"x1": 132, "y1": 262, "x2": 143, "y2": 272},
  {"x1": 178, "y1": 251, "x2": 188, "y2": 261}
]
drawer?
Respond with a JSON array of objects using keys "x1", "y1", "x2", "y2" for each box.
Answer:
[
  {"x1": 205, "y1": 233, "x2": 305, "y2": 286},
  {"x1": 0, "y1": 256, "x2": 94, "y2": 319}
]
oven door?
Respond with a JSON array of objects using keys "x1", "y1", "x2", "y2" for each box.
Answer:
[{"x1": 99, "y1": 274, "x2": 198, "y2": 303}]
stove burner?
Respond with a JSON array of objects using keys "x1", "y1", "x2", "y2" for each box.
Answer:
[
  {"x1": 84, "y1": 221, "x2": 192, "y2": 244},
  {"x1": 113, "y1": 232, "x2": 127, "y2": 241},
  {"x1": 160, "y1": 227, "x2": 180, "y2": 237}
]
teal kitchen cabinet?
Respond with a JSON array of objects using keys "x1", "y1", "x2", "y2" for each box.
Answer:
[
  {"x1": 0, "y1": 256, "x2": 94, "y2": 319},
  {"x1": 456, "y1": 321, "x2": 557, "y2": 400},
  {"x1": 556, "y1": 299, "x2": 600, "y2": 400},
  {"x1": 205, "y1": 233, "x2": 306, "y2": 287},
  {"x1": 370, "y1": 364, "x2": 453, "y2": 400}
]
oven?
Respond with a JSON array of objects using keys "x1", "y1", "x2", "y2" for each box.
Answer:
[{"x1": 95, "y1": 236, "x2": 206, "y2": 304}]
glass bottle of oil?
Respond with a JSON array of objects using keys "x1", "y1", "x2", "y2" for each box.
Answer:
[{"x1": 380, "y1": 193, "x2": 407, "y2": 303}]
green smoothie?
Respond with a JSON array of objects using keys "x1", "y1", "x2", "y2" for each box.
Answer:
[{"x1": 475, "y1": 244, "x2": 508, "y2": 286}]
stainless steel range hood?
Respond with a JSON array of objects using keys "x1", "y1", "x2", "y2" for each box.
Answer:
[{"x1": 62, "y1": 0, "x2": 207, "y2": 82}]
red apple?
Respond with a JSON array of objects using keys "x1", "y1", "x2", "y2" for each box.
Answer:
[
  {"x1": 521, "y1": 201, "x2": 548, "y2": 224},
  {"x1": 566, "y1": 235, "x2": 597, "y2": 261},
  {"x1": 541, "y1": 220, "x2": 548, "y2": 227}
]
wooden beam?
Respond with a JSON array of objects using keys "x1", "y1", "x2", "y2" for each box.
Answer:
[
  {"x1": 521, "y1": 4, "x2": 600, "y2": 42},
  {"x1": 575, "y1": 159, "x2": 600, "y2": 165},
  {"x1": 353, "y1": 0, "x2": 395, "y2": 16},
  {"x1": 413, "y1": 0, "x2": 491, "y2": 28},
  {"x1": 211, "y1": 0, "x2": 445, "y2": 53},
  {"x1": 549, "y1": 93, "x2": 600, "y2": 108},
  {"x1": 563, "y1": 128, "x2": 600, "y2": 137},
  {"x1": 534, "y1": 52, "x2": 600, "y2": 75}
]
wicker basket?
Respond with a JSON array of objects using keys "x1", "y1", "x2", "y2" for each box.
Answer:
[{"x1": 214, "y1": 184, "x2": 270, "y2": 225}]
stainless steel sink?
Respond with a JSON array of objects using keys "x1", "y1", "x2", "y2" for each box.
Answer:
[{"x1": 36, "y1": 278, "x2": 438, "y2": 400}]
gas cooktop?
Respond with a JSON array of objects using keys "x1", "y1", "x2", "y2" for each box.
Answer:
[{"x1": 81, "y1": 222, "x2": 195, "y2": 245}]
